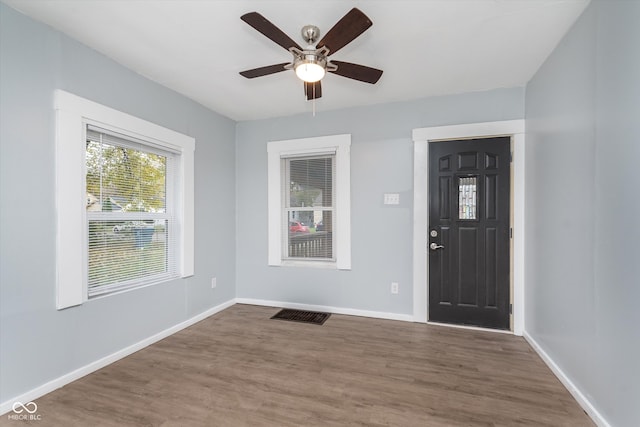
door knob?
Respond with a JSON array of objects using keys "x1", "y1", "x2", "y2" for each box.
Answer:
[{"x1": 430, "y1": 243, "x2": 444, "y2": 250}]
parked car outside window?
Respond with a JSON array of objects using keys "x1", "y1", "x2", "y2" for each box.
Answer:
[{"x1": 289, "y1": 221, "x2": 309, "y2": 233}]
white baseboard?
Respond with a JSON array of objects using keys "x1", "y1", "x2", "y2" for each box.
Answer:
[
  {"x1": 235, "y1": 297, "x2": 415, "y2": 323},
  {"x1": 0, "y1": 298, "x2": 235, "y2": 416},
  {"x1": 523, "y1": 331, "x2": 610, "y2": 427}
]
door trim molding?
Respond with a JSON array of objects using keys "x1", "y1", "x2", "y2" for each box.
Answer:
[{"x1": 412, "y1": 120, "x2": 525, "y2": 335}]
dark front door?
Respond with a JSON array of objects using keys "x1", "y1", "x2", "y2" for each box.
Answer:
[{"x1": 428, "y1": 137, "x2": 511, "y2": 330}]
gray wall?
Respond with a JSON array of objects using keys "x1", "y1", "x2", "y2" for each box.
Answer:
[
  {"x1": 0, "y1": 3, "x2": 236, "y2": 402},
  {"x1": 525, "y1": 1, "x2": 640, "y2": 426},
  {"x1": 236, "y1": 88, "x2": 525, "y2": 315}
]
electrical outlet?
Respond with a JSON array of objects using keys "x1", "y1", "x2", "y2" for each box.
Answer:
[
  {"x1": 211, "y1": 277, "x2": 217, "y2": 289},
  {"x1": 391, "y1": 282, "x2": 399, "y2": 294}
]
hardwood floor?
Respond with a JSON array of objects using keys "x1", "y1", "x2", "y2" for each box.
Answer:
[{"x1": 2, "y1": 304, "x2": 593, "y2": 426}]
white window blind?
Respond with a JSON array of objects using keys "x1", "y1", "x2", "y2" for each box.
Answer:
[
  {"x1": 283, "y1": 155, "x2": 335, "y2": 260},
  {"x1": 85, "y1": 125, "x2": 178, "y2": 296}
]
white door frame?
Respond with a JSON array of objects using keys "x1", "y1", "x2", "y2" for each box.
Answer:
[{"x1": 412, "y1": 120, "x2": 525, "y2": 335}]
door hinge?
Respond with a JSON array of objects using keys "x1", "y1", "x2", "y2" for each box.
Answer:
[
  {"x1": 510, "y1": 151, "x2": 513, "y2": 162},
  {"x1": 509, "y1": 304, "x2": 513, "y2": 314},
  {"x1": 510, "y1": 228, "x2": 513, "y2": 239}
]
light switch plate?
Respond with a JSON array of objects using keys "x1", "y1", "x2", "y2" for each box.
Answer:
[{"x1": 384, "y1": 193, "x2": 400, "y2": 205}]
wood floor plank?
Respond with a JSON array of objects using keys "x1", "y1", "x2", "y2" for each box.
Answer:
[{"x1": 1, "y1": 304, "x2": 593, "y2": 426}]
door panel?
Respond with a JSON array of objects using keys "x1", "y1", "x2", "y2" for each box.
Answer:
[
  {"x1": 428, "y1": 137, "x2": 510, "y2": 330},
  {"x1": 485, "y1": 227, "x2": 498, "y2": 308},
  {"x1": 458, "y1": 226, "x2": 478, "y2": 306}
]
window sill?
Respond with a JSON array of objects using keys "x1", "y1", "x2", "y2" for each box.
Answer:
[{"x1": 276, "y1": 260, "x2": 348, "y2": 270}]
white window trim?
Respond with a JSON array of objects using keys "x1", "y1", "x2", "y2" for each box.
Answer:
[
  {"x1": 267, "y1": 134, "x2": 351, "y2": 270},
  {"x1": 55, "y1": 90, "x2": 195, "y2": 310}
]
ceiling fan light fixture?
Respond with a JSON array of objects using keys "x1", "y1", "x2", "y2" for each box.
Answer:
[
  {"x1": 295, "y1": 60, "x2": 325, "y2": 83},
  {"x1": 291, "y1": 47, "x2": 331, "y2": 83}
]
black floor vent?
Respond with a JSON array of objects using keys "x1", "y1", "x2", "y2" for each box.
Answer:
[{"x1": 270, "y1": 309, "x2": 331, "y2": 325}]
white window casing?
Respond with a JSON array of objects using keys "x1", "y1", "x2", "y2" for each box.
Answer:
[
  {"x1": 55, "y1": 90, "x2": 195, "y2": 310},
  {"x1": 267, "y1": 134, "x2": 351, "y2": 270}
]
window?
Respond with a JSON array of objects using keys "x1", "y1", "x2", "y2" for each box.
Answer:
[
  {"x1": 458, "y1": 176, "x2": 477, "y2": 220},
  {"x1": 284, "y1": 155, "x2": 334, "y2": 260},
  {"x1": 55, "y1": 90, "x2": 194, "y2": 309},
  {"x1": 267, "y1": 134, "x2": 351, "y2": 269},
  {"x1": 86, "y1": 126, "x2": 178, "y2": 296}
]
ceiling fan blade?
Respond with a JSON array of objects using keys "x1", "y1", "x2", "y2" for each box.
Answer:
[
  {"x1": 316, "y1": 8, "x2": 372, "y2": 55},
  {"x1": 240, "y1": 63, "x2": 290, "y2": 79},
  {"x1": 329, "y1": 61, "x2": 383, "y2": 84},
  {"x1": 241, "y1": 12, "x2": 302, "y2": 51},
  {"x1": 304, "y1": 81, "x2": 322, "y2": 100}
]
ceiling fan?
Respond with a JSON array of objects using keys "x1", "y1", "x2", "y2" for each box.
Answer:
[{"x1": 239, "y1": 8, "x2": 383, "y2": 101}]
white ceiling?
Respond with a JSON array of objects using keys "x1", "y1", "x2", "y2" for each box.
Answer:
[{"x1": 3, "y1": 0, "x2": 589, "y2": 121}]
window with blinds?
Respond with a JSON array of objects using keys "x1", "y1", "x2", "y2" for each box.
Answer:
[
  {"x1": 282, "y1": 155, "x2": 335, "y2": 260},
  {"x1": 85, "y1": 125, "x2": 179, "y2": 296},
  {"x1": 267, "y1": 134, "x2": 350, "y2": 269}
]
